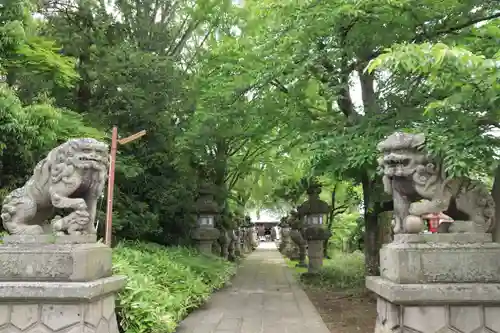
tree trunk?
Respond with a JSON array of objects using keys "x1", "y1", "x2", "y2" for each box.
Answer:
[
  {"x1": 362, "y1": 173, "x2": 380, "y2": 276},
  {"x1": 364, "y1": 210, "x2": 380, "y2": 276},
  {"x1": 324, "y1": 188, "x2": 337, "y2": 258}
]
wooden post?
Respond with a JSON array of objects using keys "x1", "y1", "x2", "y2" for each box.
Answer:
[
  {"x1": 105, "y1": 126, "x2": 118, "y2": 246},
  {"x1": 104, "y1": 127, "x2": 146, "y2": 247}
]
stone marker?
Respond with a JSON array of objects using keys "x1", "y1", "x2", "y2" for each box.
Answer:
[
  {"x1": 368, "y1": 131, "x2": 500, "y2": 333},
  {"x1": 0, "y1": 138, "x2": 125, "y2": 333}
]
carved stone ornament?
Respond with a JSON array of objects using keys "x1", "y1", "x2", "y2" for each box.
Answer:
[
  {"x1": 1, "y1": 138, "x2": 109, "y2": 236},
  {"x1": 377, "y1": 131, "x2": 495, "y2": 234}
]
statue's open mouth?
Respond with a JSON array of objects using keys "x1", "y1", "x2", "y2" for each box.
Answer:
[
  {"x1": 79, "y1": 157, "x2": 101, "y2": 162},
  {"x1": 384, "y1": 155, "x2": 411, "y2": 167}
]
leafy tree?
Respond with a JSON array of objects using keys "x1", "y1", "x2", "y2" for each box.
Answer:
[{"x1": 195, "y1": 0, "x2": 500, "y2": 274}]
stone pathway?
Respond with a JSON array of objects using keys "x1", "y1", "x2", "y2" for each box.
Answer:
[{"x1": 175, "y1": 242, "x2": 330, "y2": 333}]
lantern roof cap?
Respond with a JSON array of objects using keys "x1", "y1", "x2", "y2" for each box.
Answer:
[
  {"x1": 297, "y1": 182, "x2": 330, "y2": 216},
  {"x1": 195, "y1": 182, "x2": 220, "y2": 214}
]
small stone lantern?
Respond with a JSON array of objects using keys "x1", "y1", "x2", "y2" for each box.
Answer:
[
  {"x1": 191, "y1": 183, "x2": 221, "y2": 254},
  {"x1": 298, "y1": 182, "x2": 331, "y2": 273}
]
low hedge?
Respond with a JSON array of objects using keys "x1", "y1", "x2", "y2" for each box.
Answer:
[
  {"x1": 287, "y1": 250, "x2": 365, "y2": 290},
  {"x1": 113, "y1": 241, "x2": 236, "y2": 333}
]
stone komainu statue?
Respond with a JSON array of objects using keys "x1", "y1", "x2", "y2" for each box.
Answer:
[
  {"x1": 1, "y1": 138, "x2": 109, "y2": 235},
  {"x1": 377, "y1": 132, "x2": 495, "y2": 234}
]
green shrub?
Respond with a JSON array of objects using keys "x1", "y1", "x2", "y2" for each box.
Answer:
[
  {"x1": 312, "y1": 250, "x2": 365, "y2": 289},
  {"x1": 288, "y1": 250, "x2": 365, "y2": 291},
  {"x1": 113, "y1": 241, "x2": 236, "y2": 333}
]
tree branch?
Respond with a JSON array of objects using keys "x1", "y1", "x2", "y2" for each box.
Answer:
[{"x1": 349, "y1": 11, "x2": 500, "y2": 72}]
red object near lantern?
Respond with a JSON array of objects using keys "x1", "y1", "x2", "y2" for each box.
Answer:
[{"x1": 426, "y1": 213, "x2": 440, "y2": 233}]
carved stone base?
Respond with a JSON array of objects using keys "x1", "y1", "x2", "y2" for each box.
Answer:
[
  {"x1": 0, "y1": 237, "x2": 112, "y2": 282},
  {"x1": 191, "y1": 227, "x2": 220, "y2": 255},
  {"x1": 368, "y1": 276, "x2": 500, "y2": 333},
  {"x1": 381, "y1": 233, "x2": 500, "y2": 284},
  {"x1": 305, "y1": 226, "x2": 330, "y2": 273},
  {"x1": 0, "y1": 235, "x2": 125, "y2": 333},
  {"x1": 0, "y1": 277, "x2": 124, "y2": 332},
  {"x1": 374, "y1": 295, "x2": 500, "y2": 333},
  {"x1": 195, "y1": 240, "x2": 213, "y2": 255}
]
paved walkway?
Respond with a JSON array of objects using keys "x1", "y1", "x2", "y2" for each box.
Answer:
[{"x1": 175, "y1": 242, "x2": 330, "y2": 333}]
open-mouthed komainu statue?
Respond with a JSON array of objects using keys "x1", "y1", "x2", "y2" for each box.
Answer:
[
  {"x1": 377, "y1": 132, "x2": 495, "y2": 234},
  {"x1": 1, "y1": 138, "x2": 108, "y2": 235}
]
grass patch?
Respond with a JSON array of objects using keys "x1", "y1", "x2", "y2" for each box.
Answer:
[
  {"x1": 113, "y1": 240, "x2": 236, "y2": 333},
  {"x1": 286, "y1": 250, "x2": 365, "y2": 291}
]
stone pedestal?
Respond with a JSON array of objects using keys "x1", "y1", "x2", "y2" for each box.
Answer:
[
  {"x1": 0, "y1": 235, "x2": 126, "y2": 333},
  {"x1": 191, "y1": 226, "x2": 220, "y2": 255},
  {"x1": 367, "y1": 233, "x2": 500, "y2": 333},
  {"x1": 306, "y1": 240, "x2": 323, "y2": 272},
  {"x1": 304, "y1": 226, "x2": 330, "y2": 273},
  {"x1": 194, "y1": 240, "x2": 211, "y2": 254}
]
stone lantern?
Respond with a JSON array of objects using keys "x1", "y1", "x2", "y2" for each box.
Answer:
[
  {"x1": 298, "y1": 182, "x2": 331, "y2": 273},
  {"x1": 191, "y1": 182, "x2": 221, "y2": 255}
]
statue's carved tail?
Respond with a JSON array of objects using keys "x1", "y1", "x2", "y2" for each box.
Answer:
[
  {"x1": 2, "y1": 210, "x2": 27, "y2": 234},
  {"x1": 1, "y1": 200, "x2": 42, "y2": 235}
]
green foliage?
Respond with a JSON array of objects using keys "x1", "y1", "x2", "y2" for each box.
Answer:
[
  {"x1": 367, "y1": 37, "x2": 500, "y2": 178},
  {"x1": 1, "y1": 0, "x2": 500, "y2": 287},
  {"x1": 288, "y1": 250, "x2": 365, "y2": 290},
  {"x1": 0, "y1": 84, "x2": 103, "y2": 198},
  {"x1": 329, "y1": 213, "x2": 362, "y2": 249},
  {"x1": 113, "y1": 241, "x2": 236, "y2": 333},
  {"x1": 0, "y1": 0, "x2": 79, "y2": 88}
]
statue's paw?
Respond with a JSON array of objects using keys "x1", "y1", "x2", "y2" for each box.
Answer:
[
  {"x1": 51, "y1": 215, "x2": 62, "y2": 223},
  {"x1": 75, "y1": 201, "x2": 88, "y2": 211},
  {"x1": 76, "y1": 210, "x2": 90, "y2": 216}
]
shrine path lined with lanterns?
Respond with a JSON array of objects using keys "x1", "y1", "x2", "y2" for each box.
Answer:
[{"x1": 174, "y1": 242, "x2": 330, "y2": 333}]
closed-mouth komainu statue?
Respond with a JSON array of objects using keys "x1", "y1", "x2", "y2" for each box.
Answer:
[
  {"x1": 1, "y1": 138, "x2": 109, "y2": 235},
  {"x1": 377, "y1": 131, "x2": 495, "y2": 234}
]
